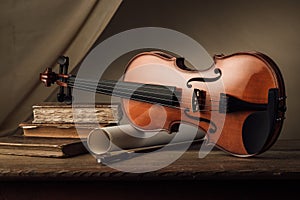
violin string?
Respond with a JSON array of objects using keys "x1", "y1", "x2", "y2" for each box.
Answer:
[
  {"x1": 69, "y1": 76, "x2": 223, "y2": 98},
  {"x1": 69, "y1": 78, "x2": 181, "y2": 96},
  {"x1": 67, "y1": 78, "x2": 224, "y2": 104},
  {"x1": 71, "y1": 84, "x2": 221, "y2": 112},
  {"x1": 70, "y1": 83, "x2": 185, "y2": 110},
  {"x1": 68, "y1": 80, "x2": 179, "y2": 100},
  {"x1": 67, "y1": 80, "x2": 224, "y2": 109},
  {"x1": 68, "y1": 81, "x2": 183, "y2": 105},
  {"x1": 68, "y1": 80, "x2": 222, "y2": 108},
  {"x1": 67, "y1": 81, "x2": 226, "y2": 111},
  {"x1": 68, "y1": 77, "x2": 224, "y2": 99},
  {"x1": 68, "y1": 79, "x2": 187, "y2": 104}
]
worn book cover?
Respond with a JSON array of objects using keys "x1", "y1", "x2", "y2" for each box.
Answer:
[
  {"x1": 0, "y1": 136, "x2": 87, "y2": 158},
  {"x1": 32, "y1": 102, "x2": 122, "y2": 124},
  {"x1": 19, "y1": 122, "x2": 114, "y2": 139}
]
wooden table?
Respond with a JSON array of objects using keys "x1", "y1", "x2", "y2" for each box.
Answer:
[{"x1": 0, "y1": 140, "x2": 299, "y2": 199}]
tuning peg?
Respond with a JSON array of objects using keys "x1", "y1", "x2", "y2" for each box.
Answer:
[
  {"x1": 57, "y1": 56, "x2": 71, "y2": 103},
  {"x1": 40, "y1": 68, "x2": 57, "y2": 87},
  {"x1": 57, "y1": 56, "x2": 68, "y2": 65}
]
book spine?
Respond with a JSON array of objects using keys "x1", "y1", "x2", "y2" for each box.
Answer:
[{"x1": 32, "y1": 106, "x2": 121, "y2": 124}]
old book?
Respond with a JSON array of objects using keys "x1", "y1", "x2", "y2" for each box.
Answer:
[
  {"x1": 19, "y1": 122, "x2": 114, "y2": 139},
  {"x1": 32, "y1": 102, "x2": 122, "y2": 124},
  {"x1": 0, "y1": 136, "x2": 87, "y2": 158}
]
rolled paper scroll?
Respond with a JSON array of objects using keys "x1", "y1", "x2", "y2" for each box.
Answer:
[{"x1": 87, "y1": 124, "x2": 205, "y2": 155}]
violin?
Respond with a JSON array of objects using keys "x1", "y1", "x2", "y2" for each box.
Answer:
[{"x1": 40, "y1": 51, "x2": 286, "y2": 157}]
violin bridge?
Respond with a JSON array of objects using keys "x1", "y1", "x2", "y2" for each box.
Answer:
[{"x1": 192, "y1": 89, "x2": 206, "y2": 112}]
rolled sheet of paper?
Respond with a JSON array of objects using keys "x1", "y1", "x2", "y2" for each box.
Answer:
[{"x1": 87, "y1": 124, "x2": 205, "y2": 155}]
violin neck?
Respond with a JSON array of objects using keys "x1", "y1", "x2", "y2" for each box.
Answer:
[{"x1": 67, "y1": 76, "x2": 181, "y2": 108}]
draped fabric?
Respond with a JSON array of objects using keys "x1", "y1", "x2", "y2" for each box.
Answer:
[{"x1": 0, "y1": 0, "x2": 122, "y2": 136}]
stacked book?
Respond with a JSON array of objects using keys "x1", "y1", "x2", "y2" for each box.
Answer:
[
  {"x1": 0, "y1": 102, "x2": 121, "y2": 158},
  {"x1": 21, "y1": 102, "x2": 121, "y2": 139}
]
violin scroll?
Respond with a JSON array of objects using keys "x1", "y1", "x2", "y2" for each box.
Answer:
[
  {"x1": 40, "y1": 56, "x2": 72, "y2": 103},
  {"x1": 40, "y1": 67, "x2": 69, "y2": 87},
  {"x1": 40, "y1": 68, "x2": 58, "y2": 87}
]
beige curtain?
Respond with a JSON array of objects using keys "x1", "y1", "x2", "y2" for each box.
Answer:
[{"x1": 0, "y1": 0, "x2": 122, "y2": 136}]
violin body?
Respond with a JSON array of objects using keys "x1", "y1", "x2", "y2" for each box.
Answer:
[{"x1": 121, "y1": 51, "x2": 286, "y2": 156}]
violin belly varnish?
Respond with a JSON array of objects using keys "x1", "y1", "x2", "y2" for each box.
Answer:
[{"x1": 40, "y1": 51, "x2": 286, "y2": 157}]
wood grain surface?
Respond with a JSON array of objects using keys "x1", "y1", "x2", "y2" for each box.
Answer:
[{"x1": 0, "y1": 140, "x2": 298, "y2": 181}]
